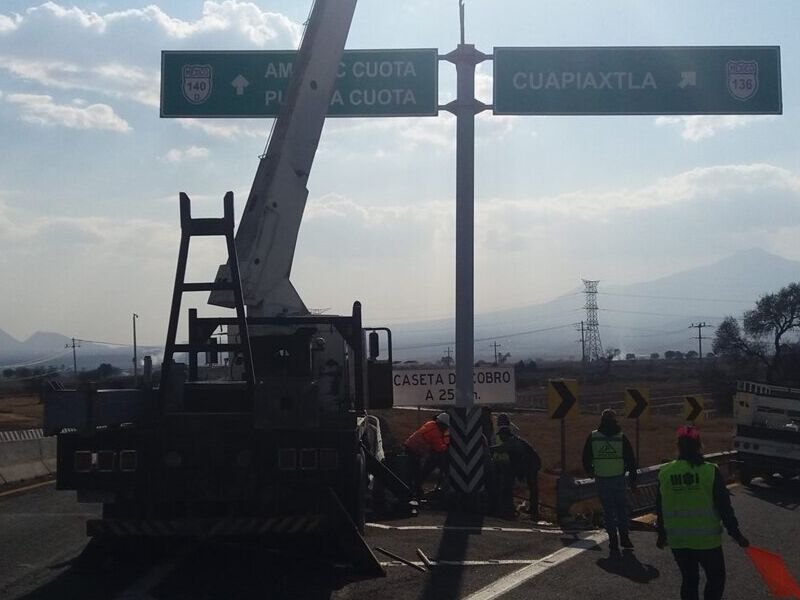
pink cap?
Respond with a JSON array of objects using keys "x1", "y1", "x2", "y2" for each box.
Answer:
[{"x1": 677, "y1": 425, "x2": 700, "y2": 440}]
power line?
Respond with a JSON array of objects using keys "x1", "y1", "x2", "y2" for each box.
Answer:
[
  {"x1": 394, "y1": 323, "x2": 575, "y2": 351},
  {"x1": 598, "y1": 291, "x2": 755, "y2": 304},
  {"x1": 0, "y1": 349, "x2": 73, "y2": 369}
]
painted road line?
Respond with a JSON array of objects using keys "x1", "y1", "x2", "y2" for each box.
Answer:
[
  {"x1": 462, "y1": 531, "x2": 608, "y2": 600},
  {"x1": 381, "y1": 559, "x2": 561, "y2": 567},
  {"x1": 0, "y1": 479, "x2": 55, "y2": 498},
  {"x1": 366, "y1": 523, "x2": 567, "y2": 535}
]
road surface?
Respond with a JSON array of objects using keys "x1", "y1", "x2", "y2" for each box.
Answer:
[{"x1": 0, "y1": 479, "x2": 796, "y2": 599}]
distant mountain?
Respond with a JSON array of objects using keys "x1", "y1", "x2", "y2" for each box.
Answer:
[
  {"x1": 0, "y1": 329, "x2": 160, "y2": 372},
  {"x1": 389, "y1": 248, "x2": 800, "y2": 362}
]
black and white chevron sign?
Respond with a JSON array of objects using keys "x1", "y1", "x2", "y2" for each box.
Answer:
[{"x1": 447, "y1": 406, "x2": 485, "y2": 494}]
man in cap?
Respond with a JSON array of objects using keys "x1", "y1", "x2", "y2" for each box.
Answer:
[
  {"x1": 582, "y1": 408, "x2": 638, "y2": 552},
  {"x1": 403, "y1": 412, "x2": 450, "y2": 498},
  {"x1": 656, "y1": 426, "x2": 748, "y2": 600}
]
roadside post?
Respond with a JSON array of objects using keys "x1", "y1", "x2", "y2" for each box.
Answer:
[
  {"x1": 624, "y1": 387, "x2": 650, "y2": 462},
  {"x1": 684, "y1": 395, "x2": 705, "y2": 423},
  {"x1": 548, "y1": 379, "x2": 579, "y2": 475}
]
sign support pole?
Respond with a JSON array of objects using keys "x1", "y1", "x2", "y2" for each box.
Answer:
[
  {"x1": 561, "y1": 418, "x2": 567, "y2": 474},
  {"x1": 635, "y1": 417, "x2": 640, "y2": 464},
  {"x1": 441, "y1": 42, "x2": 491, "y2": 497}
]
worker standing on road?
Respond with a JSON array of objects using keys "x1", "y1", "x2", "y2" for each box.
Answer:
[
  {"x1": 582, "y1": 409, "x2": 638, "y2": 553},
  {"x1": 403, "y1": 413, "x2": 450, "y2": 498},
  {"x1": 490, "y1": 425, "x2": 542, "y2": 519},
  {"x1": 656, "y1": 426, "x2": 749, "y2": 600}
]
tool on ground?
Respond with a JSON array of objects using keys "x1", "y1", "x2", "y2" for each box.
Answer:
[
  {"x1": 746, "y1": 546, "x2": 800, "y2": 599},
  {"x1": 416, "y1": 548, "x2": 433, "y2": 569},
  {"x1": 374, "y1": 547, "x2": 427, "y2": 572}
]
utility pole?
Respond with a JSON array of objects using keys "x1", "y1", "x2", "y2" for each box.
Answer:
[
  {"x1": 689, "y1": 322, "x2": 708, "y2": 358},
  {"x1": 65, "y1": 338, "x2": 80, "y2": 376},
  {"x1": 132, "y1": 313, "x2": 139, "y2": 386},
  {"x1": 442, "y1": 346, "x2": 453, "y2": 366},
  {"x1": 491, "y1": 341, "x2": 502, "y2": 365}
]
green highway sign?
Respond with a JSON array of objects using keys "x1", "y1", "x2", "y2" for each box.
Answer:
[
  {"x1": 161, "y1": 49, "x2": 438, "y2": 118},
  {"x1": 493, "y1": 46, "x2": 782, "y2": 115}
]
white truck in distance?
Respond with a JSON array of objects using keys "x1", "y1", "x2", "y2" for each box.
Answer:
[{"x1": 734, "y1": 380, "x2": 800, "y2": 484}]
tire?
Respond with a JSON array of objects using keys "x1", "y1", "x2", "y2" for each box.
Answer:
[{"x1": 739, "y1": 466, "x2": 755, "y2": 487}]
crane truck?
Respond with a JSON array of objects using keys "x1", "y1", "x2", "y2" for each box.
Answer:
[{"x1": 43, "y1": 0, "x2": 409, "y2": 577}]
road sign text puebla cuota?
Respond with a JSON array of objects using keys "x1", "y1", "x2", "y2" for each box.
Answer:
[
  {"x1": 493, "y1": 46, "x2": 781, "y2": 115},
  {"x1": 161, "y1": 49, "x2": 438, "y2": 118}
]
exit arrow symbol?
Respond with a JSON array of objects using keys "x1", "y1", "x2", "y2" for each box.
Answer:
[
  {"x1": 231, "y1": 74, "x2": 249, "y2": 96},
  {"x1": 686, "y1": 396, "x2": 703, "y2": 421},
  {"x1": 678, "y1": 71, "x2": 697, "y2": 89}
]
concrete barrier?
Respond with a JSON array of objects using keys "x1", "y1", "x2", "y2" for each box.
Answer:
[{"x1": 0, "y1": 435, "x2": 57, "y2": 485}]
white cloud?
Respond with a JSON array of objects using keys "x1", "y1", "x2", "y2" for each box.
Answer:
[
  {"x1": 165, "y1": 145, "x2": 210, "y2": 163},
  {"x1": 19, "y1": 2, "x2": 301, "y2": 46},
  {"x1": 5, "y1": 93, "x2": 131, "y2": 132},
  {"x1": 654, "y1": 115, "x2": 777, "y2": 141},
  {"x1": 177, "y1": 118, "x2": 267, "y2": 140},
  {"x1": 0, "y1": 13, "x2": 20, "y2": 33},
  {"x1": 0, "y1": 2, "x2": 301, "y2": 114}
]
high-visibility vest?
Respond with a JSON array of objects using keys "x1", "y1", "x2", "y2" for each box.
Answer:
[
  {"x1": 494, "y1": 433, "x2": 510, "y2": 464},
  {"x1": 658, "y1": 460, "x2": 723, "y2": 550},
  {"x1": 590, "y1": 431, "x2": 624, "y2": 477}
]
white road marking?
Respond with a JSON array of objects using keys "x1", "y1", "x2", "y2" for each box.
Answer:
[
  {"x1": 366, "y1": 523, "x2": 567, "y2": 535},
  {"x1": 381, "y1": 559, "x2": 556, "y2": 567},
  {"x1": 461, "y1": 531, "x2": 608, "y2": 600}
]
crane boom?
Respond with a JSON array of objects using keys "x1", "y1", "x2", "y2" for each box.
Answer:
[{"x1": 210, "y1": 0, "x2": 357, "y2": 317}]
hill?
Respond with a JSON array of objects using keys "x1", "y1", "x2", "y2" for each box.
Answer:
[{"x1": 389, "y1": 248, "x2": 800, "y2": 361}]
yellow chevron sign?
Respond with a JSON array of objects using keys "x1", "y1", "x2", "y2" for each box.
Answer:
[
  {"x1": 683, "y1": 395, "x2": 705, "y2": 422},
  {"x1": 547, "y1": 379, "x2": 579, "y2": 419},
  {"x1": 624, "y1": 388, "x2": 650, "y2": 420}
]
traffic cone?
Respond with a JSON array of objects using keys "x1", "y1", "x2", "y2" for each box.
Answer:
[{"x1": 746, "y1": 546, "x2": 800, "y2": 599}]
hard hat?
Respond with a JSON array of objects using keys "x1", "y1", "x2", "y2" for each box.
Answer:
[
  {"x1": 601, "y1": 408, "x2": 617, "y2": 421},
  {"x1": 677, "y1": 425, "x2": 700, "y2": 440},
  {"x1": 436, "y1": 413, "x2": 450, "y2": 428},
  {"x1": 496, "y1": 413, "x2": 511, "y2": 426}
]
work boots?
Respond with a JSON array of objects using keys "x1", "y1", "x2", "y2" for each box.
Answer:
[
  {"x1": 607, "y1": 528, "x2": 620, "y2": 554},
  {"x1": 619, "y1": 531, "x2": 634, "y2": 549}
]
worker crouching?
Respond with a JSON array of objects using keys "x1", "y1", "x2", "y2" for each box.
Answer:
[
  {"x1": 490, "y1": 418, "x2": 541, "y2": 520},
  {"x1": 403, "y1": 413, "x2": 450, "y2": 498}
]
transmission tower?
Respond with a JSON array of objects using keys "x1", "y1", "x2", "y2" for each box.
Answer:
[{"x1": 582, "y1": 279, "x2": 604, "y2": 361}]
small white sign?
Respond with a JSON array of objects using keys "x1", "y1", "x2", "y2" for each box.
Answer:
[{"x1": 392, "y1": 366, "x2": 516, "y2": 407}]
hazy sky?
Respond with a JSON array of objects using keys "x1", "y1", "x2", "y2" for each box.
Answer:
[{"x1": 1, "y1": 0, "x2": 798, "y2": 346}]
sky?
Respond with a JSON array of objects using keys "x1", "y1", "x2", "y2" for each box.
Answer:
[{"x1": 0, "y1": 0, "x2": 798, "y2": 347}]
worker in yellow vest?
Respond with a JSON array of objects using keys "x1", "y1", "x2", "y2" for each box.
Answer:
[
  {"x1": 656, "y1": 426, "x2": 749, "y2": 600},
  {"x1": 582, "y1": 409, "x2": 638, "y2": 553}
]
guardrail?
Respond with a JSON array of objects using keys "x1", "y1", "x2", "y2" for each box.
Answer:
[
  {"x1": 556, "y1": 450, "x2": 737, "y2": 520},
  {"x1": 0, "y1": 429, "x2": 56, "y2": 486}
]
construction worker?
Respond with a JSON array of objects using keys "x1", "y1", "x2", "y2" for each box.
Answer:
[
  {"x1": 491, "y1": 425, "x2": 542, "y2": 519},
  {"x1": 582, "y1": 409, "x2": 638, "y2": 553},
  {"x1": 656, "y1": 426, "x2": 749, "y2": 600},
  {"x1": 403, "y1": 413, "x2": 450, "y2": 498}
]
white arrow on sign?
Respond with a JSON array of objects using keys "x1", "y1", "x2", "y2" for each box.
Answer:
[
  {"x1": 678, "y1": 71, "x2": 697, "y2": 89},
  {"x1": 231, "y1": 74, "x2": 250, "y2": 95}
]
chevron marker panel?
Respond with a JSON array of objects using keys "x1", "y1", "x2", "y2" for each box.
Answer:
[{"x1": 447, "y1": 406, "x2": 485, "y2": 494}]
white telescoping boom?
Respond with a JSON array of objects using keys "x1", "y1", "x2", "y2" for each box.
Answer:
[{"x1": 210, "y1": 0, "x2": 357, "y2": 317}]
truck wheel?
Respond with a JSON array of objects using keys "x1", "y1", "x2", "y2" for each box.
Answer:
[{"x1": 739, "y1": 467, "x2": 754, "y2": 487}]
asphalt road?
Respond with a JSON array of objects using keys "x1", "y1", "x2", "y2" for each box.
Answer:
[{"x1": 0, "y1": 479, "x2": 797, "y2": 599}]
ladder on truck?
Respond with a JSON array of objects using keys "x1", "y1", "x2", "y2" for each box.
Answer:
[{"x1": 160, "y1": 192, "x2": 255, "y2": 394}]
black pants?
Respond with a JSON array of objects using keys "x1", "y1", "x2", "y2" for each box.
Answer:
[
  {"x1": 407, "y1": 452, "x2": 446, "y2": 497},
  {"x1": 671, "y1": 546, "x2": 726, "y2": 600}
]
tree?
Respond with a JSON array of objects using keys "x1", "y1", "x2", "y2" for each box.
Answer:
[
  {"x1": 686, "y1": 350, "x2": 699, "y2": 359},
  {"x1": 2, "y1": 368, "x2": 13, "y2": 378},
  {"x1": 664, "y1": 350, "x2": 676, "y2": 360},
  {"x1": 650, "y1": 353, "x2": 660, "y2": 360},
  {"x1": 713, "y1": 282, "x2": 800, "y2": 382}
]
